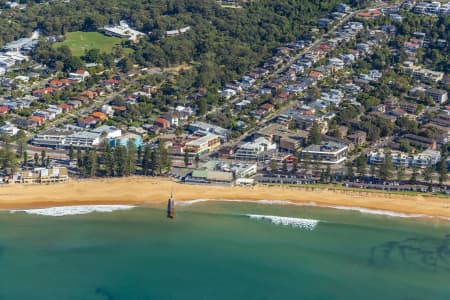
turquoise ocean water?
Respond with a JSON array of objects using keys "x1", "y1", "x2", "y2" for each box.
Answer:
[{"x1": 0, "y1": 201, "x2": 449, "y2": 300}]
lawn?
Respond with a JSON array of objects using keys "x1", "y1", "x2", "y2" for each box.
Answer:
[{"x1": 53, "y1": 31, "x2": 125, "y2": 56}]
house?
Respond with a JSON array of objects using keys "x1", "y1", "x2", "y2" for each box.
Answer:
[
  {"x1": 0, "y1": 106, "x2": 9, "y2": 115},
  {"x1": 154, "y1": 117, "x2": 170, "y2": 129},
  {"x1": 78, "y1": 116, "x2": 98, "y2": 128},
  {"x1": 57, "y1": 103, "x2": 74, "y2": 113},
  {"x1": 161, "y1": 114, "x2": 179, "y2": 127},
  {"x1": 28, "y1": 115, "x2": 45, "y2": 126},
  {"x1": 336, "y1": 3, "x2": 351, "y2": 13},
  {"x1": 219, "y1": 89, "x2": 237, "y2": 100},
  {"x1": 101, "y1": 105, "x2": 114, "y2": 116},
  {"x1": 174, "y1": 106, "x2": 195, "y2": 120},
  {"x1": 328, "y1": 58, "x2": 345, "y2": 70},
  {"x1": 235, "y1": 100, "x2": 251, "y2": 110},
  {"x1": 309, "y1": 71, "x2": 323, "y2": 80},
  {"x1": 68, "y1": 100, "x2": 82, "y2": 109},
  {"x1": 82, "y1": 90, "x2": 98, "y2": 99},
  {"x1": 356, "y1": 43, "x2": 370, "y2": 53},
  {"x1": 112, "y1": 105, "x2": 126, "y2": 112},
  {"x1": 165, "y1": 26, "x2": 191, "y2": 37},
  {"x1": 347, "y1": 131, "x2": 367, "y2": 145},
  {"x1": 48, "y1": 79, "x2": 72, "y2": 88},
  {"x1": 32, "y1": 87, "x2": 54, "y2": 97},
  {"x1": 369, "y1": 69, "x2": 382, "y2": 81},
  {"x1": 69, "y1": 69, "x2": 90, "y2": 81},
  {"x1": 91, "y1": 111, "x2": 108, "y2": 121},
  {"x1": 318, "y1": 18, "x2": 333, "y2": 28},
  {"x1": 388, "y1": 108, "x2": 408, "y2": 118},
  {"x1": 357, "y1": 8, "x2": 381, "y2": 18},
  {"x1": 259, "y1": 103, "x2": 274, "y2": 113},
  {"x1": 426, "y1": 88, "x2": 448, "y2": 104}
]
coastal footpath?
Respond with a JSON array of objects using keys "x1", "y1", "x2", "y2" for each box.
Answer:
[{"x1": 0, "y1": 177, "x2": 450, "y2": 219}]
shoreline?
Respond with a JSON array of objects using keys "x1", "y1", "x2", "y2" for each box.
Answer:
[{"x1": 1, "y1": 177, "x2": 449, "y2": 220}]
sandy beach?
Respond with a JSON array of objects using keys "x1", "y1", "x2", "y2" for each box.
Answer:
[{"x1": 0, "y1": 177, "x2": 450, "y2": 219}]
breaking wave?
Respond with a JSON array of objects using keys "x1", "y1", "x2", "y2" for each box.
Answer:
[
  {"x1": 177, "y1": 198, "x2": 449, "y2": 220},
  {"x1": 317, "y1": 205, "x2": 426, "y2": 218},
  {"x1": 246, "y1": 214, "x2": 318, "y2": 230},
  {"x1": 10, "y1": 205, "x2": 136, "y2": 217}
]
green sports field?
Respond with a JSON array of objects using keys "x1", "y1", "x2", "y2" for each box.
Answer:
[{"x1": 53, "y1": 31, "x2": 125, "y2": 56}]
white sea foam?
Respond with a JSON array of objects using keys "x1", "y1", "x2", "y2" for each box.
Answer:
[
  {"x1": 255, "y1": 200, "x2": 294, "y2": 205},
  {"x1": 175, "y1": 198, "x2": 449, "y2": 221},
  {"x1": 247, "y1": 214, "x2": 318, "y2": 230},
  {"x1": 10, "y1": 205, "x2": 136, "y2": 217},
  {"x1": 314, "y1": 205, "x2": 426, "y2": 218},
  {"x1": 176, "y1": 199, "x2": 213, "y2": 206}
]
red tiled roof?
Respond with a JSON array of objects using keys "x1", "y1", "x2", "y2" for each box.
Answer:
[
  {"x1": 58, "y1": 103, "x2": 73, "y2": 110},
  {"x1": 112, "y1": 105, "x2": 127, "y2": 111},
  {"x1": 155, "y1": 117, "x2": 170, "y2": 124},
  {"x1": 32, "y1": 87, "x2": 54, "y2": 95},
  {"x1": 79, "y1": 116, "x2": 97, "y2": 123},
  {"x1": 91, "y1": 112, "x2": 108, "y2": 120},
  {"x1": 260, "y1": 103, "x2": 274, "y2": 111},
  {"x1": 310, "y1": 71, "x2": 322, "y2": 78},
  {"x1": 28, "y1": 116, "x2": 44, "y2": 123}
]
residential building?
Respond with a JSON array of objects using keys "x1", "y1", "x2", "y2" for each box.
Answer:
[
  {"x1": 63, "y1": 131, "x2": 102, "y2": 148},
  {"x1": 412, "y1": 149, "x2": 441, "y2": 168},
  {"x1": 188, "y1": 121, "x2": 229, "y2": 141},
  {"x1": 184, "y1": 133, "x2": 221, "y2": 155},
  {"x1": 69, "y1": 69, "x2": 90, "y2": 81},
  {"x1": 234, "y1": 137, "x2": 277, "y2": 160},
  {"x1": 154, "y1": 117, "x2": 170, "y2": 129},
  {"x1": 347, "y1": 131, "x2": 367, "y2": 145},
  {"x1": 0, "y1": 123, "x2": 19, "y2": 136},
  {"x1": 368, "y1": 149, "x2": 410, "y2": 167},
  {"x1": 9, "y1": 167, "x2": 69, "y2": 184},
  {"x1": 300, "y1": 141, "x2": 348, "y2": 164},
  {"x1": 426, "y1": 88, "x2": 448, "y2": 104},
  {"x1": 32, "y1": 128, "x2": 74, "y2": 148}
]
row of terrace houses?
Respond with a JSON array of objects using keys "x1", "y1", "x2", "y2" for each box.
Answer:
[{"x1": 4, "y1": 167, "x2": 69, "y2": 184}]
